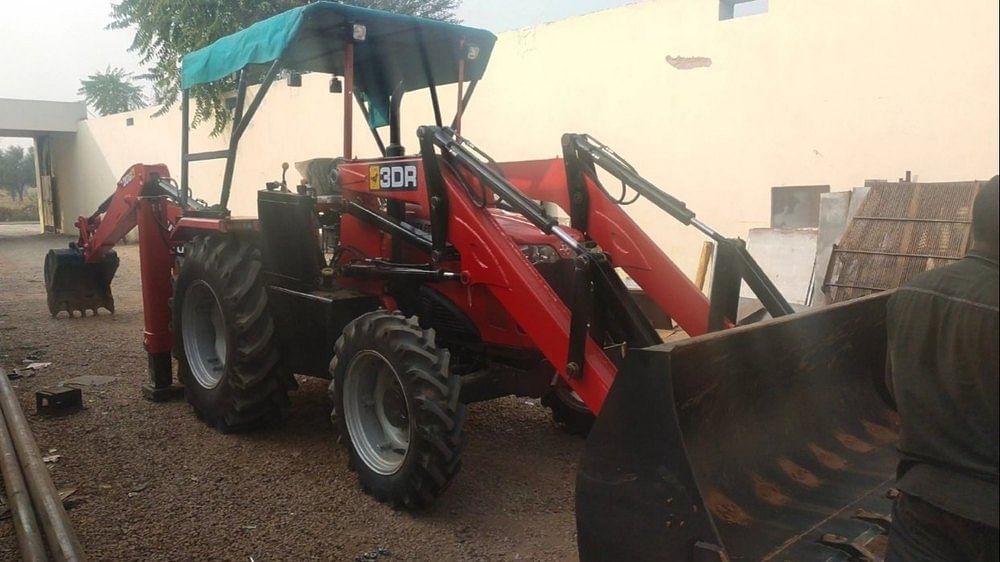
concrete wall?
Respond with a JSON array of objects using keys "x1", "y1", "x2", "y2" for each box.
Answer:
[
  {"x1": 53, "y1": 0, "x2": 1000, "y2": 277},
  {"x1": 0, "y1": 98, "x2": 87, "y2": 136}
]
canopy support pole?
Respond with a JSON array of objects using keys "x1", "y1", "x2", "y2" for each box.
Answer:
[
  {"x1": 218, "y1": 61, "x2": 281, "y2": 211},
  {"x1": 232, "y1": 60, "x2": 281, "y2": 141},
  {"x1": 416, "y1": 33, "x2": 443, "y2": 127},
  {"x1": 455, "y1": 54, "x2": 465, "y2": 135},
  {"x1": 356, "y1": 98, "x2": 387, "y2": 156},
  {"x1": 180, "y1": 90, "x2": 190, "y2": 208},
  {"x1": 344, "y1": 42, "x2": 355, "y2": 160},
  {"x1": 451, "y1": 80, "x2": 478, "y2": 132},
  {"x1": 219, "y1": 69, "x2": 248, "y2": 211}
]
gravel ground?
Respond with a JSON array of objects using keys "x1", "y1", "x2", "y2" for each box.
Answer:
[{"x1": 0, "y1": 224, "x2": 581, "y2": 561}]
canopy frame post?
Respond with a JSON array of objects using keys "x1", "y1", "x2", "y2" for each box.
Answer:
[
  {"x1": 455, "y1": 51, "x2": 466, "y2": 135},
  {"x1": 416, "y1": 33, "x2": 443, "y2": 127},
  {"x1": 356, "y1": 98, "x2": 387, "y2": 156},
  {"x1": 180, "y1": 90, "x2": 190, "y2": 208},
  {"x1": 217, "y1": 60, "x2": 281, "y2": 211},
  {"x1": 451, "y1": 80, "x2": 479, "y2": 132},
  {"x1": 219, "y1": 69, "x2": 248, "y2": 211},
  {"x1": 343, "y1": 42, "x2": 355, "y2": 160},
  {"x1": 387, "y1": 88, "x2": 405, "y2": 156}
]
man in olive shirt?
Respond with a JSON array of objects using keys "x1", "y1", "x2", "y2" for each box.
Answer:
[{"x1": 885, "y1": 175, "x2": 999, "y2": 562}]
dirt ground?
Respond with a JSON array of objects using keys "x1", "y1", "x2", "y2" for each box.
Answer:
[{"x1": 0, "y1": 224, "x2": 582, "y2": 561}]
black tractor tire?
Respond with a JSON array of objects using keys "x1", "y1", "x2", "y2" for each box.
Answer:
[
  {"x1": 172, "y1": 234, "x2": 291, "y2": 432},
  {"x1": 329, "y1": 311, "x2": 465, "y2": 509},
  {"x1": 542, "y1": 383, "x2": 595, "y2": 437}
]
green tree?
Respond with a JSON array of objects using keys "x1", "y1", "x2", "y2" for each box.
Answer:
[
  {"x1": 0, "y1": 146, "x2": 36, "y2": 202},
  {"x1": 78, "y1": 67, "x2": 147, "y2": 116},
  {"x1": 109, "y1": 0, "x2": 462, "y2": 135}
]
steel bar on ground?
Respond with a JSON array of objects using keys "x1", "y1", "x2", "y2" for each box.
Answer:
[
  {"x1": 0, "y1": 370, "x2": 48, "y2": 561},
  {"x1": 0, "y1": 369, "x2": 85, "y2": 561}
]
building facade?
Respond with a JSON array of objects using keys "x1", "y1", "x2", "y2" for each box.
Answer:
[{"x1": 45, "y1": 0, "x2": 1000, "y2": 276}]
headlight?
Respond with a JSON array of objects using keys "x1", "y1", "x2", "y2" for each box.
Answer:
[{"x1": 520, "y1": 244, "x2": 561, "y2": 264}]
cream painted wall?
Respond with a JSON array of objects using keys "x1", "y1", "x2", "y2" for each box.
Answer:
[{"x1": 54, "y1": 0, "x2": 1000, "y2": 276}]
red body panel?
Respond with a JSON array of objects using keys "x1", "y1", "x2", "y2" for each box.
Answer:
[
  {"x1": 497, "y1": 159, "x2": 711, "y2": 337},
  {"x1": 337, "y1": 157, "x2": 567, "y2": 353},
  {"x1": 171, "y1": 216, "x2": 259, "y2": 242},
  {"x1": 438, "y1": 166, "x2": 619, "y2": 411},
  {"x1": 340, "y1": 158, "x2": 430, "y2": 210},
  {"x1": 335, "y1": 154, "x2": 714, "y2": 413}
]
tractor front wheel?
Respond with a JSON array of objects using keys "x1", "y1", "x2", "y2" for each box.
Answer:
[
  {"x1": 173, "y1": 234, "x2": 291, "y2": 432},
  {"x1": 330, "y1": 311, "x2": 465, "y2": 509}
]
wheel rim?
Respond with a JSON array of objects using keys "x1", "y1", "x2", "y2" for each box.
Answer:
[
  {"x1": 555, "y1": 384, "x2": 590, "y2": 413},
  {"x1": 181, "y1": 280, "x2": 228, "y2": 389},
  {"x1": 343, "y1": 350, "x2": 411, "y2": 476}
]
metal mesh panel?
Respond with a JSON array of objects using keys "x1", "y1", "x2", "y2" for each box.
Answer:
[{"x1": 824, "y1": 181, "x2": 979, "y2": 303}]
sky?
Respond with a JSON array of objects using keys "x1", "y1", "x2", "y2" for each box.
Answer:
[
  {"x1": 0, "y1": 0, "x2": 635, "y2": 105},
  {"x1": 0, "y1": 0, "x2": 638, "y2": 148}
]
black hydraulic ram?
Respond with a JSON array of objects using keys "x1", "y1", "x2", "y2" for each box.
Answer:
[
  {"x1": 343, "y1": 200, "x2": 435, "y2": 254},
  {"x1": 341, "y1": 260, "x2": 461, "y2": 282},
  {"x1": 562, "y1": 133, "x2": 795, "y2": 329}
]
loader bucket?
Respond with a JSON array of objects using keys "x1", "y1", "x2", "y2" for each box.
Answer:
[
  {"x1": 43, "y1": 248, "x2": 120, "y2": 317},
  {"x1": 577, "y1": 292, "x2": 897, "y2": 562}
]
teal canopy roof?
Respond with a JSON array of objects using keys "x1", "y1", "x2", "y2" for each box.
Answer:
[{"x1": 180, "y1": 2, "x2": 496, "y2": 127}]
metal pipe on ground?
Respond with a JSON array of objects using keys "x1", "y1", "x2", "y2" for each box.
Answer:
[
  {"x1": 0, "y1": 369, "x2": 85, "y2": 561},
  {"x1": 0, "y1": 376, "x2": 48, "y2": 562}
]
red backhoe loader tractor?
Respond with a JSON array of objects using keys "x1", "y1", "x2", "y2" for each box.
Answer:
[{"x1": 44, "y1": 3, "x2": 899, "y2": 560}]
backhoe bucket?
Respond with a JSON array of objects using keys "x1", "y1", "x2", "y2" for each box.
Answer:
[
  {"x1": 44, "y1": 248, "x2": 120, "y2": 317},
  {"x1": 577, "y1": 292, "x2": 897, "y2": 562}
]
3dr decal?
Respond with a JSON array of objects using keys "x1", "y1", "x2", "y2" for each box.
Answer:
[{"x1": 369, "y1": 164, "x2": 418, "y2": 191}]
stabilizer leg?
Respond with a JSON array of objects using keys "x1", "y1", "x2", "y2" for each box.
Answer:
[
  {"x1": 137, "y1": 197, "x2": 184, "y2": 402},
  {"x1": 142, "y1": 351, "x2": 183, "y2": 402}
]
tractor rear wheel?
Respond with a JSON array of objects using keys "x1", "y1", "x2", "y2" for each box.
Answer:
[
  {"x1": 542, "y1": 382, "x2": 595, "y2": 436},
  {"x1": 173, "y1": 234, "x2": 291, "y2": 432},
  {"x1": 330, "y1": 311, "x2": 465, "y2": 509}
]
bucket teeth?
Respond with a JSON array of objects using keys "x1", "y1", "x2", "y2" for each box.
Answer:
[
  {"x1": 51, "y1": 300, "x2": 114, "y2": 318},
  {"x1": 44, "y1": 248, "x2": 119, "y2": 319}
]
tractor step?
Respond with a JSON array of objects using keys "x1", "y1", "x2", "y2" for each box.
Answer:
[{"x1": 43, "y1": 247, "x2": 119, "y2": 317}]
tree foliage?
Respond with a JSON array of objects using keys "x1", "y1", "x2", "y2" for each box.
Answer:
[
  {"x1": 0, "y1": 145, "x2": 36, "y2": 202},
  {"x1": 78, "y1": 67, "x2": 147, "y2": 116},
  {"x1": 109, "y1": 0, "x2": 462, "y2": 135}
]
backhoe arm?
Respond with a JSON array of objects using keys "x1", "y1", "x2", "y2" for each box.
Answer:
[{"x1": 76, "y1": 163, "x2": 195, "y2": 263}]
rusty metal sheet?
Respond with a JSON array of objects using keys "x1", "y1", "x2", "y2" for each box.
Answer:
[{"x1": 824, "y1": 180, "x2": 979, "y2": 303}]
